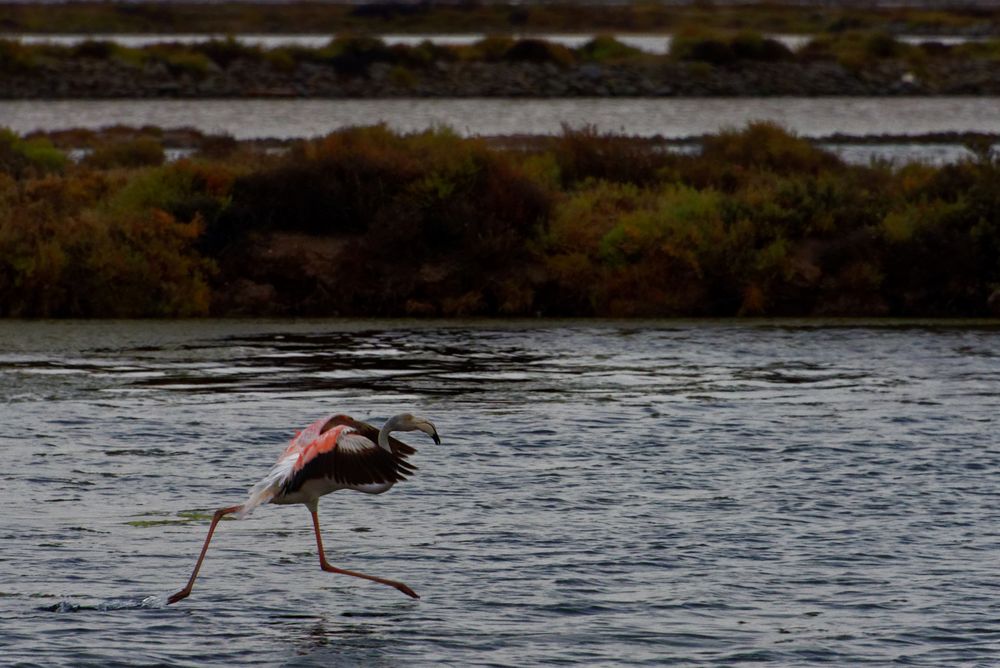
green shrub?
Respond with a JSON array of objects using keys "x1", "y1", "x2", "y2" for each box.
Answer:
[
  {"x1": 579, "y1": 35, "x2": 643, "y2": 62},
  {"x1": 670, "y1": 29, "x2": 792, "y2": 65},
  {"x1": 879, "y1": 197, "x2": 984, "y2": 314},
  {"x1": 599, "y1": 184, "x2": 722, "y2": 266},
  {"x1": 389, "y1": 64, "x2": 418, "y2": 88},
  {"x1": 0, "y1": 39, "x2": 37, "y2": 73},
  {"x1": 406, "y1": 40, "x2": 456, "y2": 67},
  {"x1": 863, "y1": 32, "x2": 905, "y2": 59},
  {"x1": 196, "y1": 37, "x2": 262, "y2": 67},
  {"x1": 0, "y1": 174, "x2": 213, "y2": 317},
  {"x1": 16, "y1": 138, "x2": 69, "y2": 174},
  {"x1": 267, "y1": 45, "x2": 315, "y2": 68},
  {"x1": 263, "y1": 48, "x2": 297, "y2": 72},
  {"x1": 730, "y1": 32, "x2": 793, "y2": 61},
  {"x1": 210, "y1": 126, "x2": 551, "y2": 315},
  {"x1": 543, "y1": 181, "x2": 728, "y2": 315},
  {"x1": 800, "y1": 31, "x2": 914, "y2": 69},
  {"x1": 71, "y1": 39, "x2": 119, "y2": 60},
  {"x1": 108, "y1": 45, "x2": 149, "y2": 68},
  {"x1": 84, "y1": 137, "x2": 165, "y2": 169},
  {"x1": 465, "y1": 36, "x2": 516, "y2": 61},
  {"x1": 195, "y1": 134, "x2": 240, "y2": 159},
  {"x1": 951, "y1": 38, "x2": 1000, "y2": 62},
  {"x1": 1, "y1": 123, "x2": 999, "y2": 317},
  {"x1": 325, "y1": 35, "x2": 397, "y2": 75},
  {"x1": 148, "y1": 46, "x2": 213, "y2": 77},
  {"x1": 552, "y1": 125, "x2": 676, "y2": 187},
  {"x1": 699, "y1": 122, "x2": 842, "y2": 177},
  {"x1": 213, "y1": 125, "x2": 422, "y2": 241},
  {"x1": 671, "y1": 33, "x2": 736, "y2": 65},
  {"x1": 0, "y1": 129, "x2": 67, "y2": 176},
  {"x1": 504, "y1": 39, "x2": 576, "y2": 67},
  {"x1": 542, "y1": 181, "x2": 640, "y2": 314},
  {"x1": 104, "y1": 161, "x2": 230, "y2": 228}
]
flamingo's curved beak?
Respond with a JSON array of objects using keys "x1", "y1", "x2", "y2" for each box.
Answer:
[{"x1": 416, "y1": 419, "x2": 441, "y2": 444}]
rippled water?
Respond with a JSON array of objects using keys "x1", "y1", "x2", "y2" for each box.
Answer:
[
  {"x1": 1, "y1": 320, "x2": 998, "y2": 666},
  {"x1": 5, "y1": 97, "x2": 1000, "y2": 144}
]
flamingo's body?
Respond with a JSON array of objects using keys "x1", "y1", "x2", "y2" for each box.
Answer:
[{"x1": 168, "y1": 412, "x2": 439, "y2": 604}]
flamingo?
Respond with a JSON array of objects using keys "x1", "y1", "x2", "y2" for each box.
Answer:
[{"x1": 167, "y1": 412, "x2": 440, "y2": 604}]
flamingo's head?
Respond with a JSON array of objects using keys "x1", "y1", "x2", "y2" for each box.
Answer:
[{"x1": 395, "y1": 413, "x2": 441, "y2": 444}]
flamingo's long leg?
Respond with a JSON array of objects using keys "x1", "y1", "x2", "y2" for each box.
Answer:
[
  {"x1": 310, "y1": 508, "x2": 419, "y2": 599},
  {"x1": 167, "y1": 504, "x2": 243, "y2": 604}
]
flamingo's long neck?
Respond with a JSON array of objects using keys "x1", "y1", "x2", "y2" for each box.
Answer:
[{"x1": 378, "y1": 414, "x2": 406, "y2": 452}]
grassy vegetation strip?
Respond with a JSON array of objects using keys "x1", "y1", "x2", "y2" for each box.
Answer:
[
  {"x1": 4, "y1": 32, "x2": 1000, "y2": 97},
  {"x1": 2, "y1": 123, "x2": 1000, "y2": 318}
]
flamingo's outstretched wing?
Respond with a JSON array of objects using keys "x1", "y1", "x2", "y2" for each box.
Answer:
[
  {"x1": 282, "y1": 430, "x2": 417, "y2": 493},
  {"x1": 238, "y1": 414, "x2": 420, "y2": 516},
  {"x1": 282, "y1": 418, "x2": 415, "y2": 494},
  {"x1": 238, "y1": 416, "x2": 340, "y2": 517},
  {"x1": 321, "y1": 414, "x2": 419, "y2": 460}
]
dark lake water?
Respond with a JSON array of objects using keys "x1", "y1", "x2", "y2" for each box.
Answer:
[{"x1": 1, "y1": 320, "x2": 998, "y2": 666}]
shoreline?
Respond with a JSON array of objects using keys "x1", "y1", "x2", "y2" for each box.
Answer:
[
  {"x1": 27, "y1": 125, "x2": 1000, "y2": 155},
  {"x1": 3, "y1": 315, "x2": 1000, "y2": 326}
]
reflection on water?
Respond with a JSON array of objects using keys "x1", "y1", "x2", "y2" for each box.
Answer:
[
  {"x1": 279, "y1": 617, "x2": 398, "y2": 667},
  {"x1": 1, "y1": 319, "x2": 998, "y2": 666}
]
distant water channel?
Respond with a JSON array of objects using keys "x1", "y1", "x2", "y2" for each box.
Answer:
[
  {"x1": 0, "y1": 319, "x2": 998, "y2": 666},
  {"x1": 4, "y1": 97, "x2": 999, "y2": 165},
  {"x1": 4, "y1": 98, "x2": 999, "y2": 140},
  {"x1": 7, "y1": 32, "x2": 987, "y2": 53}
]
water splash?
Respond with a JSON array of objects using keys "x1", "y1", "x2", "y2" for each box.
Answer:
[
  {"x1": 139, "y1": 594, "x2": 168, "y2": 609},
  {"x1": 45, "y1": 595, "x2": 168, "y2": 612},
  {"x1": 46, "y1": 600, "x2": 81, "y2": 613}
]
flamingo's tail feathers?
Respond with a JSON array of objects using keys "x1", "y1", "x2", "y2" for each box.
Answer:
[
  {"x1": 237, "y1": 453, "x2": 298, "y2": 519},
  {"x1": 236, "y1": 485, "x2": 272, "y2": 520}
]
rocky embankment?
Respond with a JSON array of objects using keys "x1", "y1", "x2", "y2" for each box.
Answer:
[{"x1": 5, "y1": 57, "x2": 1000, "y2": 98}]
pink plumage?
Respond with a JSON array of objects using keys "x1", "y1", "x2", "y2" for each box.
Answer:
[{"x1": 168, "y1": 412, "x2": 440, "y2": 604}]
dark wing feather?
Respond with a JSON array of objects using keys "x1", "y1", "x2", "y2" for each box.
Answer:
[
  {"x1": 321, "y1": 414, "x2": 419, "y2": 462},
  {"x1": 280, "y1": 416, "x2": 417, "y2": 494}
]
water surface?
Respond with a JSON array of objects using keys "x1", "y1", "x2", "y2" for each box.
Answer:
[
  {"x1": 4, "y1": 97, "x2": 1000, "y2": 142},
  {"x1": 0, "y1": 319, "x2": 998, "y2": 665}
]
